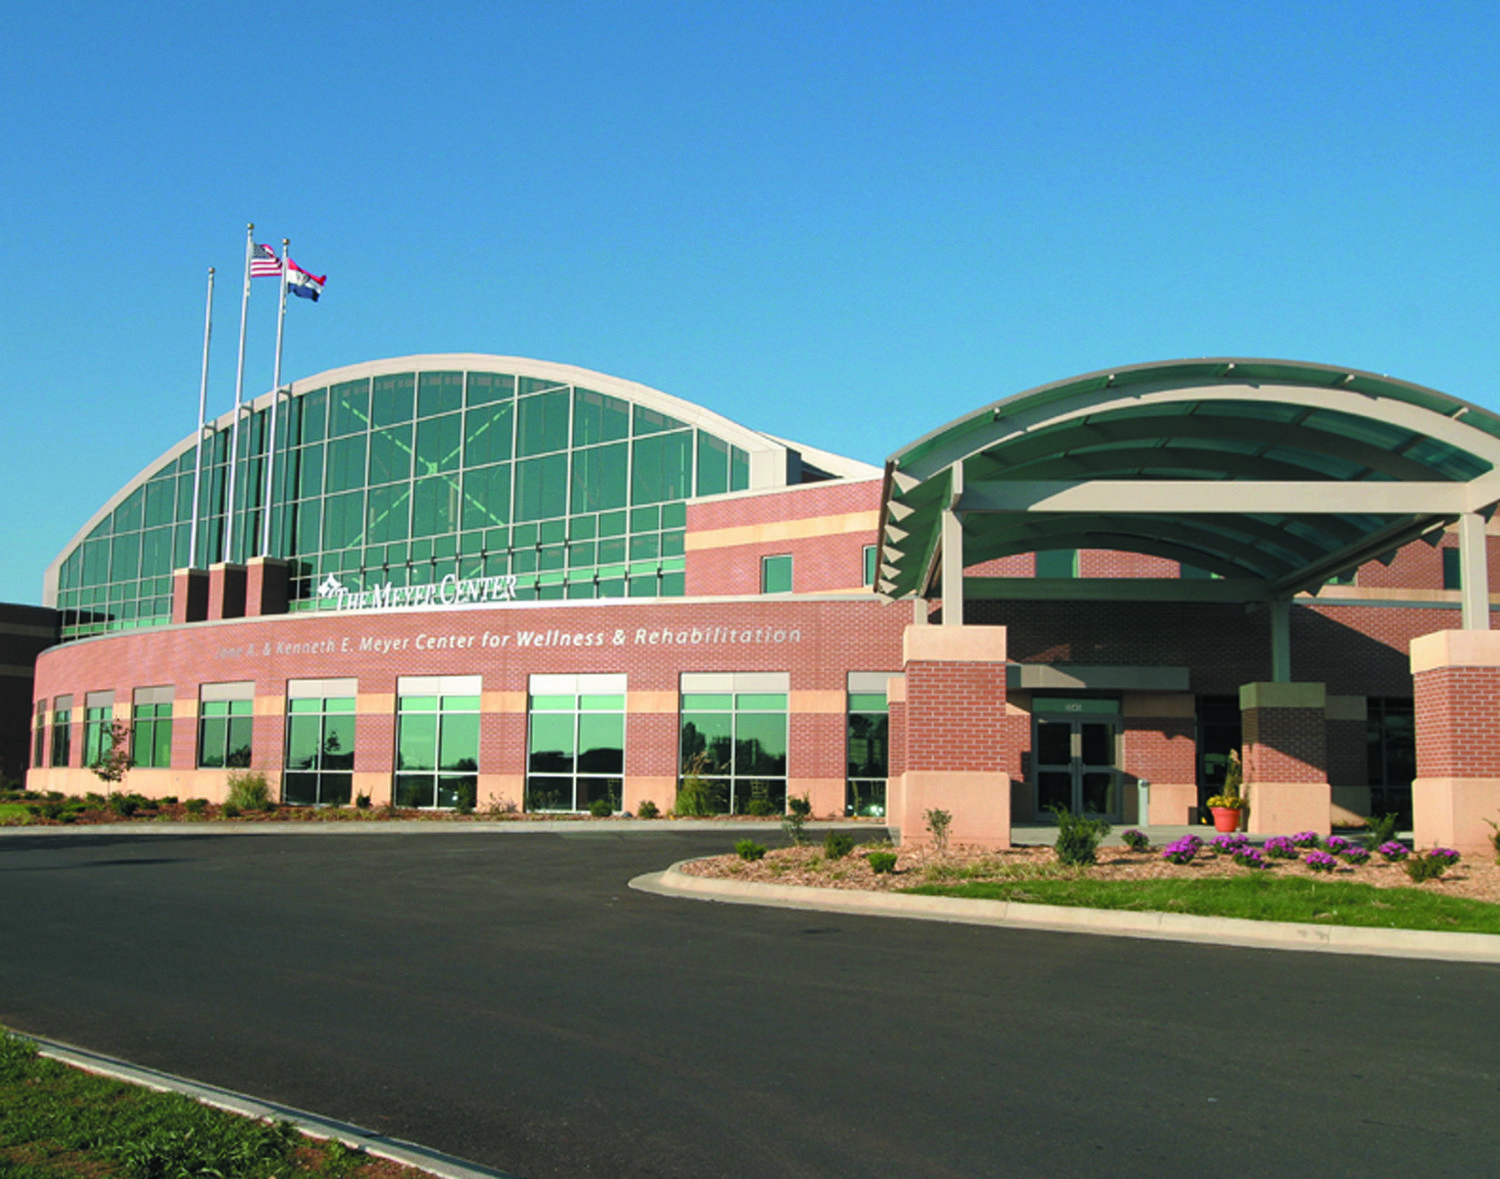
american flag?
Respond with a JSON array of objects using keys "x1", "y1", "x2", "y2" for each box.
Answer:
[{"x1": 249, "y1": 242, "x2": 282, "y2": 277}]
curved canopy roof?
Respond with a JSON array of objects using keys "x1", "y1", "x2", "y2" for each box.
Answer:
[{"x1": 877, "y1": 359, "x2": 1500, "y2": 601}]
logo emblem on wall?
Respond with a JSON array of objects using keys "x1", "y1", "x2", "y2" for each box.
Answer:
[{"x1": 317, "y1": 574, "x2": 346, "y2": 599}]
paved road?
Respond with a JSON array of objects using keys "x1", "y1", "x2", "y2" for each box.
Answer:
[{"x1": 0, "y1": 828, "x2": 1495, "y2": 1177}]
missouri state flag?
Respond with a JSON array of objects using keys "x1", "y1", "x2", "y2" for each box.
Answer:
[{"x1": 285, "y1": 256, "x2": 326, "y2": 301}]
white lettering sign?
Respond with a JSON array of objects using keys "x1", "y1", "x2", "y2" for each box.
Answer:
[{"x1": 318, "y1": 572, "x2": 520, "y2": 612}]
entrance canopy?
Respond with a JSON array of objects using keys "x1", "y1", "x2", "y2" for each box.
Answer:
[{"x1": 877, "y1": 359, "x2": 1500, "y2": 613}]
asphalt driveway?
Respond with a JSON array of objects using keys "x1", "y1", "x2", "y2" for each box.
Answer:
[{"x1": 0, "y1": 827, "x2": 1495, "y2": 1177}]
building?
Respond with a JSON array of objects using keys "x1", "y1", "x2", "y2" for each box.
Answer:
[{"x1": 26, "y1": 355, "x2": 1500, "y2": 852}]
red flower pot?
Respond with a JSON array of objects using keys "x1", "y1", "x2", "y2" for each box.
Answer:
[{"x1": 1210, "y1": 806, "x2": 1242, "y2": 833}]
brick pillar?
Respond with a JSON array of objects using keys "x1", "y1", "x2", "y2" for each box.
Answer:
[
  {"x1": 1240, "y1": 682, "x2": 1329, "y2": 835},
  {"x1": 1121, "y1": 693, "x2": 1198, "y2": 824},
  {"x1": 790, "y1": 690, "x2": 847, "y2": 819},
  {"x1": 1409, "y1": 631, "x2": 1500, "y2": 854},
  {"x1": 892, "y1": 625, "x2": 1010, "y2": 849},
  {"x1": 245, "y1": 558, "x2": 290, "y2": 617},
  {"x1": 624, "y1": 690, "x2": 679, "y2": 816},
  {"x1": 172, "y1": 568, "x2": 209, "y2": 624},
  {"x1": 207, "y1": 563, "x2": 247, "y2": 621}
]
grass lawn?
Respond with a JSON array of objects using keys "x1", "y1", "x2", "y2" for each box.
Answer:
[
  {"x1": 902, "y1": 874, "x2": 1500, "y2": 935},
  {"x1": 0, "y1": 803, "x2": 31, "y2": 821},
  {"x1": 0, "y1": 1033, "x2": 423, "y2": 1179}
]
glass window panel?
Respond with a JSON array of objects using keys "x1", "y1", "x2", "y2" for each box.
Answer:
[
  {"x1": 632, "y1": 432, "x2": 692, "y2": 504},
  {"x1": 598, "y1": 510, "x2": 626, "y2": 538},
  {"x1": 325, "y1": 435, "x2": 368, "y2": 493},
  {"x1": 517, "y1": 390, "x2": 571, "y2": 456},
  {"x1": 369, "y1": 426, "x2": 413, "y2": 484},
  {"x1": 571, "y1": 443, "x2": 628, "y2": 513},
  {"x1": 467, "y1": 372, "x2": 515, "y2": 406},
  {"x1": 294, "y1": 445, "x2": 324, "y2": 498},
  {"x1": 735, "y1": 712, "x2": 786, "y2": 775},
  {"x1": 730, "y1": 447, "x2": 749, "y2": 491},
  {"x1": 681, "y1": 712, "x2": 732, "y2": 773},
  {"x1": 697, "y1": 432, "x2": 730, "y2": 496},
  {"x1": 634, "y1": 406, "x2": 686, "y2": 435},
  {"x1": 111, "y1": 533, "x2": 140, "y2": 581},
  {"x1": 761, "y1": 554, "x2": 792, "y2": 594},
  {"x1": 514, "y1": 454, "x2": 569, "y2": 522},
  {"x1": 397, "y1": 713, "x2": 437, "y2": 772},
  {"x1": 286, "y1": 715, "x2": 321, "y2": 770},
  {"x1": 529, "y1": 713, "x2": 575, "y2": 772},
  {"x1": 371, "y1": 373, "x2": 415, "y2": 427},
  {"x1": 328, "y1": 379, "x2": 370, "y2": 437},
  {"x1": 577, "y1": 713, "x2": 624, "y2": 773},
  {"x1": 439, "y1": 713, "x2": 479, "y2": 772},
  {"x1": 630, "y1": 533, "x2": 660, "y2": 560},
  {"x1": 573, "y1": 389, "x2": 630, "y2": 446},
  {"x1": 144, "y1": 480, "x2": 175, "y2": 528},
  {"x1": 114, "y1": 488, "x2": 144, "y2": 533},
  {"x1": 297, "y1": 388, "x2": 328, "y2": 444},
  {"x1": 367, "y1": 484, "x2": 411, "y2": 543},
  {"x1": 418, "y1": 371, "x2": 464, "y2": 418},
  {"x1": 462, "y1": 463, "x2": 510, "y2": 530},
  {"x1": 580, "y1": 694, "x2": 625, "y2": 711},
  {"x1": 464, "y1": 401, "x2": 513, "y2": 466},
  {"x1": 293, "y1": 499, "x2": 321, "y2": 552},
  {"x1": 322, "y1": 492, "x2": 365, "y2": 550},
  {"x1": 661, "y1": 531, "x2": 685, "y2": 558},
  {"x1": 416, "y1": 414, "x2": 463, "y2": 475},
  {"x1": 569, "y1": 541, "x2": 596, "y2": 567},
  {"x1": 412, "y1": 475, "x2": 459, "y2": 537}
]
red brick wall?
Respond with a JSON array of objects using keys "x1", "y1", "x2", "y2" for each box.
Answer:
[
  {"x1": 1078, "y1": 551, "x2": 1179, "y2": 578},
  {"x1": 687, "y1": 479, "x2": 881, "y2": 530},
  {"x1": 903, "y1": 662, "x2": 1008, "y2": 773},
  {"x1": 1413, "y1": 666, "x2": 1500, "y2": 778},
  {"x1": 1243, "y1": 706, "x2": 1327, "y2": 783},
  {"x1": 1122, "y1": 718, "x2": 1197, "y2": 784},
  {"x1": 966, "y1": 556, "x2": 1035, "y2": 577},
  {"x1": 888, "y1": 699, "x2": 906, "y2": 777}
]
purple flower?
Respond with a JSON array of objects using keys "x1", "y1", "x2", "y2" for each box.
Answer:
[
  {"x1": 1162, "y1": 836, "x2": 1201, "y2": 865},
  {"x1": 1121, "y1": 828, "x2": 1151, "y2": 852},
  {"x1": 1233, "y1": 847, "x2": 1267, "y2": 869},
  {"x1": 1305, "y1": 850, "x2": 1338, "y2": 873},
  {"x1": 1342, "y1": 847, "x2": 1371, "y2": 865},
  {"x1": 1212, "y1": 833, "x2": 1249, "y2": 854},
  {"x1": 1426, "y1": 847, "x2": 1461, "y2": 865},
  {"x1": 1264, "y1": 836, "x2": 1297, "y2": 859},
  {"x1": 1291, "y1": 831, "x2": 1321, "y2": 848},
  {"x1": 1325, "y1": 835, "x2": 1352, "y2": 853},
  {"x1": 1377, "y1": 841, "x2": 1410, "y2": 862}
]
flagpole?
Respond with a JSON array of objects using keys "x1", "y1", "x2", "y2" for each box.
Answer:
[
  {"x1": 225, "y1": 222, "x2": 253, "y2": 563},
  {"x1": 189, "y1": 267, "x2": 215, "y2": 569},
  {"x1": 261, "y1": 238, "x2": 290, "y2": 556}
]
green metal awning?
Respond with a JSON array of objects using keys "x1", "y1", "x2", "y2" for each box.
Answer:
[{"x1": 878, "y1": 359, "x2": 1500, "y2": 602}]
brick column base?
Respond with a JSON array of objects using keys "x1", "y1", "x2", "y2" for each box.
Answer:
[
  {"x1": 1410, "y1": 631, "x2": 1500, "y2": 853},
  {"x1": 1240, "y1": 682, "x2": 1330, "y2": 836}
]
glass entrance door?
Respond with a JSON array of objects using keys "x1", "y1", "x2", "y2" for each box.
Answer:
[{"x1": 1035, "y1": 716, "x2": 1119, "y2": 818}]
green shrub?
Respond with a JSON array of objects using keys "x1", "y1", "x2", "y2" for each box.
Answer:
[
  {"x1": 1121, "y1": 828, "x2": 1152, "y2": 852},
  {"x1": 225, "y1": 771, "x2": 272, "y2": 812},
  {"x1": 589, "y1": 798, "x2": 613, "y2": 817},
  {"x1": 745, "y1": 798, "x2": 777, "y2": 817},
  {"x1": 184, "y1": 797, "x2": 208, "y2": 815},
  {"x1": 107, "y1": 793, "x2": 139, "y2": 817},
  {"x1": 781, "y1": 795, "x2": 812, "y2": 845},
  {"x1": 924, "y1": 807, "x2": 952, "y2": 855},
  {"x1": 455, "y1": 780, "x2": 478, "y2": 815},
  {"x1": 735, "y1": 839, "x2": 767, "y2": 861},
  {"x1": 636, "y1": 799, "x2": 659, "y2": 819},
  {"x1": 675, "y1": 753, "x2": 716, "y2": 817},
  {"x1": 867, "y1": 851, "x2": 898, "y2": 874},
  {"x1": 1050, "y1": 805, "x2": 1111, "y2": 867},
  {"x1": 788, "y1": 794, "x2": 812, "y2": 818},
  {"x1": 221, "y1": 802, "x2": 241, "y2": 819},
  {"x1": 824, "y1": 830, "x2": 856, "y2": 859},
  {"x1": 355, "y1": 792, "x2": 371, "y2": 810},
  {"x1": 1405, "y1": 848, "x2": 1461, "y2": 883},
  {"x1": 1361, "y1": 812, "x2": 1402, "y2": 850},
  {"x1": 160, "y1": 796, "x2": 178, "y2": 806}
]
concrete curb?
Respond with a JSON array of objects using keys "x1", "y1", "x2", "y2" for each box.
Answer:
[
  {"x1": 0, "y1": 819, "x2": 865, "y2": 838},
  {"x1": 19, "y1": 1033, "x2": 520, "y2": 1179},
  {"x1": 631, "y1": 862, "x2": 1500, "y2": 964}
]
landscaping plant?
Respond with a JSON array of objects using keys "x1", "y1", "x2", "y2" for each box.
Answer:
[
  {"x1": 636, "y1": 799, "x2": 659, "y2": 819},
  {"x1": 1049, "y1": 805, "x2": 1110, "y2": 866},
  {"x1": 1120, "y1": 828, "x2": 1151, "y2": 852},
  {"x1": 1290, "y1": 830, "x2": 1321, "y2": 848},
  {"x1": 1305, "y1": 850, "x2": 1338, "y2": 873},
  {"x1": 1264, "y1": 836, "x2": 1297, "y2": 859},
  {"x1": 1342, "y1": 846, "x2": 1371, "y2": 865},
  {"x1": 735, "y1": 839, "x2": 767, "y2": 862},
  {"x1": 924, "y1": 807, "x2": 952, "y2": 855},
  {"x1": 1232, "y1": 846, "x2": 1267, "y2": 869},
  {"x1": 782, "y1": 793, "x2": 813, "y2": 845},
  {"x1": 589, "y1": 798, "x2": 613, "y2": 817},
  {"x1": 1362, "y1": 811, "x2": 1401, "y2": 850},
  {"x1": 1211, "y1": 832, "x2": 1249, "y2": 855},
  {"x1": 1162, "y1": 834, "x2": 1202, "y2": 865},
  {"x1": 823, "y1": 830, "x2": 856, "y2": 860},
  {"x1": 1378, "y1": 841, "x2": 1411, "y2": 862},
  {"x1": 1404, "y1": 847, "x2": 1460, "y2": 883},
  {"x1": 674, "y1": 753, "x2": 716, "y2": 817},
  {"x1": 866, "y1": 851, "x2": 898, "y2": 874},
  {"x1": 225, "y1": 770, "x2": 274, "y2": 812}
]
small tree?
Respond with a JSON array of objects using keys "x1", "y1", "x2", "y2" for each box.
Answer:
[
  {"x1": 90, "y1": 719, "x2": 132, "y2": 796},
  {"x1": 924, "y1": 807, "x2": 952, "y2": 855}
]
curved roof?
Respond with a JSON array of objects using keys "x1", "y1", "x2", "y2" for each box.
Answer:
[{"x1": 877, "y1": 358, "x2": 1500, "y2": 600}]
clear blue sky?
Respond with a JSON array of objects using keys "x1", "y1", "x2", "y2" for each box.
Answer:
[{"x1": 4, "y1": 1, "x2": 1499, "y2": 604}]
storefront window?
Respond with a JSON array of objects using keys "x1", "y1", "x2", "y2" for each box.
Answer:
[
  {"x1": 846, "y1": 674, "x2": 893, "y2": 817},
  {"x1": 284, "y1": 680, "x2": 357, "y2": 806},
  {"x1": 199, "y1": 684, "x2": 253, "y2": 768},
  {"x1": 679, "y1": 673, "x2": 788, "y2": 814},
  {"x1": 83, "y1": 692, "x2": 116, "y2": 770},
  {"x1": 394, "y1": 676, "x2": 480, "y2": 809},
  {"x1": 526, "y1": 674, "x2": 625, "y2": 812},
  {"x1": 51, "y1": 696, "x2": 72, "y2": 768},
  {"x1": 131, "y1": 686, "x2": 174, "y2": 769}
]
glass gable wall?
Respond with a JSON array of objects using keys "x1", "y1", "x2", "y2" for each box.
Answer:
[{"x1": 54, "y1": 368, "x2": 754, "y2": 640}]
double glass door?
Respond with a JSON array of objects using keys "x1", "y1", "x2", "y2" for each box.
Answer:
[{"x1": 1035, "y1": 715, "x2": 1119, "y2": 818}]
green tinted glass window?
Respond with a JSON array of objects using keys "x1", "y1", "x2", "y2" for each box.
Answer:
[
  {"x1": 325, "y1": 435, "x2": 367, "y2": 493},
  {"x1": 571, "y1": 443, "x2": 628, "y2": 513},
  {"x1": 418, "y1": 372, "x2": 464, "y2": 418},
  {"x1": 761, "y1": 554, "x2": 792, "y2": 594},
  {"x1": 328, "y1": 379, "x2": 370, "y2": 437},
  {"x1": 573, "y1": 389, "x2": 630, "y2": 446},
  {"x1": 697, "y1": 433, "x2": 729, "y2": 495},
  {"x1": 517, "y1": 390, "x2": 570, "y2": 456},
  {"x1": 1036, "y1": 549, "x2": 1078, "y2": 578},
  {"x1": 323, "y1": 492, "x2": 365, "y2": 550},
  {"x1": 515, "y1": 454, "x2": 569, "y2": 521},
  {"x1": 297, "y1": 388, "x2": 328, "y2": 444},
  {"x1": 412, "y1": 475, "x2": 458, "y2": 538},
  {"x1": 293, "y1": 445, "x2": 324, "y2": 498},
  {"x1": 415, "y1": 414, "x2": 463, "y2": 475},
  {"x1": 730, "y1": 447, "x2": 749, "y2": 491},
  {"x1": 367, "y1": 484, "x2": 411, "y2": 543},
  {"x1": 369, "y1": 426, "x2": 413, "y2": 484},
  {"x1": 462, "y1": 463, "x2": 510, "y2": 530},
  {"x1": 634, "y1": 406, "x2": 685, "y2": 435},
  {"x1": 466, "y1": 372, "x2": 515, "y2": 406},
  {"x1": 632, "y1": 432, "x2": 692, "y2": 504},
  {"x1": 371, "y1": 373, "x2": 415, "y2": 427},
  {"x1": 144, "y1": 480, "x2": 174, "y2": 528},
  {"x1": 464, "y1": 401, "x2": 513, "y2": 466}
]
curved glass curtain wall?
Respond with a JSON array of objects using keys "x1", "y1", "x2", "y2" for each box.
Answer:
[{"x1": 54, "y1": 369, "x2": 752, "y2": 640}]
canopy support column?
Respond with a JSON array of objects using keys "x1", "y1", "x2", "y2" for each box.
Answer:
[
  {"x1": 1458, "y1": 512, "x2": 1490, "y2": 630},
  {"x1": 1270, "y1": 599, "x2": 1291, "y2": 683},
  {"x1": 940, "y1": 463, "x2": 964, "y2": 627}
]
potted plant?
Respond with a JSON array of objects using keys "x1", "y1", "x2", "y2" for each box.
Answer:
[{"x1": 1205, "y1": 748, "x2": 1247, "y2": 833}]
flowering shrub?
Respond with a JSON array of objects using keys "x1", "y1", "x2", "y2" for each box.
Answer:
[
  {"x1": 1264, "y1": 836, "x2": 1297, "y2": 859},
  {"x1": 1212, "y1": 833, "x2": 1249, "y2": 855},
  {"x1": 1162, "y1": 835, "x2": 1202, "y2": 865},
  {"x1": 1325, "y1": 835, "x2": 1353, "y2": 853},
  {"x1": 1290, "y1": 831, "x2": 1322, "y2": 848},
  {"x1": 1305, "y1": 850, "x2": 1338, "y2": 873},
  {"x1": 1342, "y1": 847, "x2": 1371, "y2": 865},
  {"x1": 1233, "y1": 846, "x2": 1267, "y2": 869},
  {"x1": 1404, "y1": 847, "x2": 1460, "y2": 883},
  {"x1": 1121, "y1": 828, "x2": 1151, "y2": 852},
  {"x1": 1378, "y1": 841, "x2": 1410, "y2": 862}
]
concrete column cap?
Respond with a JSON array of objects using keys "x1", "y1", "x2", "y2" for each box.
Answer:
[
  {"x1": 1410, "y1": 629, "x2": 1500, "y2": 674},
  {"x1": 1239, "y1": 682, "x2": 1326, "y2": 710},
  {"x1": 903, "y1": 624, "x2": 1007, "y2": 665}
]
